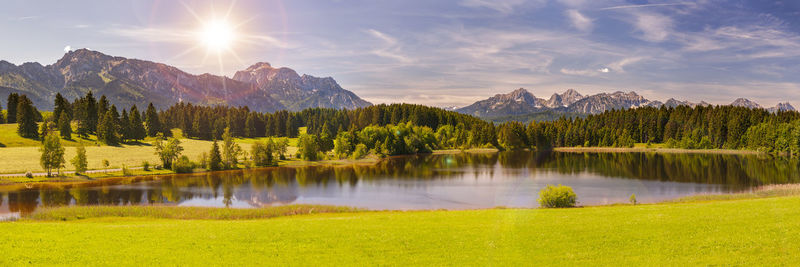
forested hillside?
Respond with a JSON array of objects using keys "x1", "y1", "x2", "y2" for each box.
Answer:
[{"x1": 497, "y1": 105, "x2": 800, "y2": 154}]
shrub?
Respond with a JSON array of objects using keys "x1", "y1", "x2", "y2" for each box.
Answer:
[
  {"x1": 352, "y1": 144, "x2": 369, "y2": 159},
  {"x1": 171, "y1": 156, "x2": 195, "y2": 173},
  {"x1": 71, "y1": 144, "x2": 88, "y2": 174},
  {"x1": 538, "y1": 184, "x2": 577, "y2": 208},
  {"x1": 630, "y1": 193, "x2": 637, "y2": 205},
  {"x1": 25, "y1": 171, "x2": 33, "y2": 179},
  {"x1": 122, "y1": 164, "x2": 133, "y2": 176},
  {"x1": 142, "y1": 161, "x2": 150, "y2": 171}
]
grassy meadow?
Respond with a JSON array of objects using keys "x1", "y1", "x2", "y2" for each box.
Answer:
[
  {"x1": 2, "y1": 196, "x2": 799, "y2": 265},
  {"x1": 0, "y1": 123, "x2": 299, "y2": 174}
]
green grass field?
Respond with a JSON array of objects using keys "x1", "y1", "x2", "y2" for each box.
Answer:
[
  {"x1": 2, "y1": 196, "x2": 799, "y2": 265},
  {"x1": 0, "y1": 123, "x2": 299, "y2": 174}
]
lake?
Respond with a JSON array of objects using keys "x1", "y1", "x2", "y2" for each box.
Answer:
[{"x1": 2, "y1": 151, "x2": 799, "y2": 215}]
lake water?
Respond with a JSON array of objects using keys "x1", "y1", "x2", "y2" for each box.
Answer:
[{"x1": 1, "y1": 151, "x2": 799, "y2": 215}]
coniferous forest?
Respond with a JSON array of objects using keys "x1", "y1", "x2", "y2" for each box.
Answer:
[{"x1": 5, "y1": 92, "x2": 800, "y2": 159}]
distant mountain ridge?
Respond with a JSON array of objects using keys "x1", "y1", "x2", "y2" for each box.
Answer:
[
  {"x1": 0, "y1": 49, "x2": 371, "y2": 112},
  {"x1": 456, "y1": 88, "x2": 795, "y2": 118}
]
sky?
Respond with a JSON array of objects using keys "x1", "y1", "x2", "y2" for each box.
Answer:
[{"x1": 1, "y1": 0, "x2": 800, "y2": 107}]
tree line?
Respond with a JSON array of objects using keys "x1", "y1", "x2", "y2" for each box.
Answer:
[
  {"x1": 10, "y1": 91, "x2": 800, "y2": 168},
  {"x1": 495, "y1": 105, "x2": 800, "y2": 154}
]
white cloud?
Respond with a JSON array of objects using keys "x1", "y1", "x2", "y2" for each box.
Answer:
[
  {"x1": 7, "y1": 15, "x2": 39, "y2": 21},
  {"x1": 365, "y1": 29, "x2": 413, "y2": 63},
  {"x1": 633, "y1": 12, "x2": 672, "y2": 42},
  {"x1": 607, "y1": 57, "x2": 644, "y2": 73},
  {"x1": 63, "y1": 45, "x2": 71, "y2": 53},
  {"x1": 565, "y1": 9, "x2": 593, "y2": 32},
  {"x1": 560, "y1": 68, "x2": 608, "y2": 77}
]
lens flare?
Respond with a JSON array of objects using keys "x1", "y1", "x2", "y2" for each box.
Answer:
[{"x1": 200, "y1": 20, "x2": 235, "y2": 53}]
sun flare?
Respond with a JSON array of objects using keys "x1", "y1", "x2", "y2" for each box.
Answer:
[{"x1": 200, "y1": 20, "x2": 235, "y2": 52}]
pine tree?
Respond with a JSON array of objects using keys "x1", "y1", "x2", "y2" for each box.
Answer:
[
  {"x1": 145, "y1": 103, "x2": 161, "y2": 137},
  {"x1": 193, "y1": 113, "x2": 211, "y2": 140},
  {"x1": 120, "y1": 109, "x2": 131, "y2": 142},
  {"x1": 97, "y1": 95, "x2": 109, "y2": 122},
  {"x1": 319, "y1": 122, "x2": 334, "y2": 152},
  {"x1": 16, "y1": 95, "x2": 38, "y2": 139},
  {"x1": 97, "y1": 110, "x2": 118, "y2": 145},
  {"x1": 0, "y1": 100, "x2": 4, "y2": 124},
  {"x1": 208, "y1": 140, "x2": 222, "y2": 171},
  {"x1": 84, "y1": 91, "x2": 98, "y2": 133},
  {"x1": 129, "y1": 105, "x2": 146, "y2": 140},
  {"x1": 245, "y1": 112, "x2": 256, "y2": 138},
  {"x1": 7, "y1": 93, "x2": 18, "y2": 123},
  {"x1": 58, "y1": 112, "x2": 72, "y2": 139},
  {"x1": 53, "y1": 93, "x2": 71, "y2": 122}
]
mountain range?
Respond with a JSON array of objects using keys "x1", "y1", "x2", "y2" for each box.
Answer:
[
  {"x1": 0, "y1": 49, "x2": 371, "y2": 112},
  {"x1": 456, "y1": 88, "x2": 795, "y2": 118}
]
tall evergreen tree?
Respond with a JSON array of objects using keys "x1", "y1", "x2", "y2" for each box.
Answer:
[
  {"x1": 0, "y1": 100, "x2": 4, "y2": 124},
  {"x1": 16, "y1": 95, "x2": 38, "y2": 138},
  {"x1": 145, "y1": 103, "x2": 161, "y2": 137},
  {"x1": 120, "y1": 109, "x2": 131, "y2": 142},
  {"x1": 245, "y1": 112, "x2": 257, "y2": 138},
  {"x1": 129, "y1": 105, "x2": 146, "y2": 140},
  {"x1": 97, "y1": 95, "x2": 109, "y2": 122},
  {"x1": 97, "y1": 110, "x2": 118, "y2": 145},
  {"x1": 84, "y1": 91, "x2": 98, "y2": 133},
  {"x1": 192, "y1": 112, "x2": 211, "y2": 140},
  {"x1": 58, "y1": 112, "x2": 72, "y2": 139},
  {"x1": 208, "y1": 140, "x2": 222, "y2": 171},
  {"x1": 53, "y1": 93, "x2": 71, "y2": 122},
  {"x1": 7, "y1": 93, "x2": 19, "y2": 123}
]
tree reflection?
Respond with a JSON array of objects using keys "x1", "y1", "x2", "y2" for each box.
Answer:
[{"x1": 3, "y1": 151, "x2": 798, "y2": 215}]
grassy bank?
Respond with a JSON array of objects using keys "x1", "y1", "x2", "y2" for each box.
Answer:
[
  {"x1": 668, "y1": 184, "x2": 800, "y2": 203},
  {"x1": 24, "y1": 204, "x2": 359, "y2": 221},
  {"x1": 2, "y1": 196, "x2": 799, "y2": 265}
]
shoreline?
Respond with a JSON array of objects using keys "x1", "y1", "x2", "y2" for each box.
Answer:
[
  {"x1": 0, "y1": 146, "x2": 766, "y2": 186},
  {"x1": 553, "y1": 146, "x2": 762, "y2": 155},
  {"x1": 0, "y1": 148, "x2": 497, "y2": 187},
  {"x1": 8, "y1": 183, "x2": 800, "y2": 221}
]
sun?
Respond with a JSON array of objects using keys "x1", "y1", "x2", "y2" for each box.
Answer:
[{"x1": 200, "y1": 19, "x2": 235, "y2": 52}]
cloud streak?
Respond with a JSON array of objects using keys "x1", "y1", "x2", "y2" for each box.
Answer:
[
  {"x1": 600, "y1": 3, "x2": 693, "y2": 10},
  {"x1": 565, "y1": 9, "x2": 593, "y2": 32}
]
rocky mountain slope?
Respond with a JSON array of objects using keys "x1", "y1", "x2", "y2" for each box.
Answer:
[
  {"x1": 455, "y1": 88, "x2": 546, "y2": 117},
  {"x1": 232, "y1": 62, "x2": 371, "y2": 110},
  {"x1": 0, "y1": 49, "x2": 371, "y2": 112},
  {"x1": 729, "y1": 98, "x2": 762, "y2": 109},
  {"x1": 457, "y1": 88, "x2": 795, "y2": 118}
]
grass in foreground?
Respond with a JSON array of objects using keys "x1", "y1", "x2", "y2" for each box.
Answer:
[
  {"x1": 24, "y1": 204, "x2": 359, "y2": 221},
  {"x1": 668, "y1": 184, "x2": 800, "y2": 203},
  {"x1": 2, "y1": 196, "x2": 800, "y2": 265}
]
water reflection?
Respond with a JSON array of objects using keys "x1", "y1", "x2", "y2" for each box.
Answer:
[{"x1": 1, "y1": 151, "x2": 798, "y2": 214}]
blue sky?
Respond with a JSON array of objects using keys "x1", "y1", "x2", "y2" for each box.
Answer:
[{"x1": 1, "y1": 0, "x2": 799, "y2": 107}]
